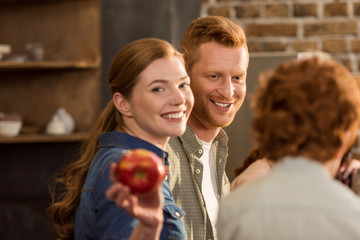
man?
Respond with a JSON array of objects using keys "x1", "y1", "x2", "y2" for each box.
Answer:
[
  {"x1": 218, "y1": 57, "x2": 360, "y2": 240},
  {"x1": 166, "y1": 16, "x2": 249, "y2": 240}
]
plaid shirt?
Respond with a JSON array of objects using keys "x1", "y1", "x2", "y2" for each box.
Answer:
[{"x1": 166, "y1": 126, "x2": 231, "y2": 240}]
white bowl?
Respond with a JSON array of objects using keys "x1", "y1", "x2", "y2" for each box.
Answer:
[{"x1": 0, "y1": 120, "x2": 22, "y2": 137}]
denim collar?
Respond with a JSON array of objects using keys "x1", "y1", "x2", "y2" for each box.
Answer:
[{"x1": 98, "y1": 131, "x2": 169, "y2": 164}]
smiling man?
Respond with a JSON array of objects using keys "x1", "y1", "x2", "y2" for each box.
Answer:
[{"x1": 166, "y1": 16, "x2": 249, "y2": 240}]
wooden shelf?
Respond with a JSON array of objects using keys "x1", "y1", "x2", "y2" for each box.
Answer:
[
  {"x1": 0, "y1": 132, "x2": 89, "y2": 144},
  {"x1": 0, "y1": 0, "x2": 91, "y2": 4},
  {"x1": 0, "y1": 61, "x2": 100, "y2": 71},
  {"x1": 0, "y1": 0, "x2": 101, "y2": 138}
]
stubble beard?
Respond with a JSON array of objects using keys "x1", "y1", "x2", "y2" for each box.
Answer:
[{"x1": 191, "y1": 100, "x2": 239, "y2": 129}]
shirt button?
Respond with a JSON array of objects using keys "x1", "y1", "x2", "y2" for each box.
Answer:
[
  {"x1": 198, "y1": 149, "x2": 203, "y2": 154},
  {"x1": 175, "y1": 212, "x2": 181, "y2": 217},
  {"x1": 195, "y1": 169, "x2": 201, "y2": 174}
]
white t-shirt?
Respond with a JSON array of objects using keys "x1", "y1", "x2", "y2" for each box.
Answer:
[{"x1": 200, "y1": 139, "x2": 219, "y2": 239}]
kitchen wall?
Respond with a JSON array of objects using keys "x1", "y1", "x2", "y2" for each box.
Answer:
[{"x1": 201, "y1": 0, "x2": 360, "y2": 73}]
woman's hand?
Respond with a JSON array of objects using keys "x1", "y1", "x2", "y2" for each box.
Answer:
[{"x1": 105, "y1": 162, "x2": 166, "y2": 228}]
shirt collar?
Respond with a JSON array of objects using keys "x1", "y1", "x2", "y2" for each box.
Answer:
[
  {"x1": 99, "y1": 131, "x2": 168, "y2": 163},
  {"x1": 273, "y1": 156, "x2": 331, "y2": 178}
]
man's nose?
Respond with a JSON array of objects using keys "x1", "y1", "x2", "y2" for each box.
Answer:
[{"x1": 218, "y1": 77, "x2": 234, "y2": 99}]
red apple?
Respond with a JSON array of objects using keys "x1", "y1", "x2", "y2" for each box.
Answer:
[{"x1": 116, "y1": 149, "x2": 166, "y2": 194}]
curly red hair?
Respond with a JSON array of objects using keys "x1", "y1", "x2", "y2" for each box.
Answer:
[{"x1": 251, "y1": 57, "x2": 360, "y2": 163}]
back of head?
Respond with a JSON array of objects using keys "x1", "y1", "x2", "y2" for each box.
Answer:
[
  {"x1": 181, "y1": 16, "x2": 247, "y2": 73},
  {"x1": 251, "y1": 57, "x2": 360, "y2": 162}
]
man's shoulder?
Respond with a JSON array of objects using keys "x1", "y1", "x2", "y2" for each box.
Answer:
[
  {"x1": 166, "y1": 136, "x2": 183, "y2": 152},
  {"x1": 166, "y1": 126, "x2": 199, "y2": 150}
]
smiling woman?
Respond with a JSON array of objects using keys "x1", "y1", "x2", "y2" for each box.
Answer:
[
  {"x1": 47, "y1": 38, "x2": 194, "y2": 240},
  {"x1": 115, "y1": 56, "x2": 192, "y2": 144}
]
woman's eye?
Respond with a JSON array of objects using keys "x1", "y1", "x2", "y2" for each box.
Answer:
[{"x1": 151, "y1": 87, "x2": 163, "y2": 92}]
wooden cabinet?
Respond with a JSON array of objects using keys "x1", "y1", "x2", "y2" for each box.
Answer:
[
  {"x1": 0, "y1": 0, "x2": 101, "y2": 143},
  {"x1": 0, "y1": 1, "x2": 101, "y2": 238}
]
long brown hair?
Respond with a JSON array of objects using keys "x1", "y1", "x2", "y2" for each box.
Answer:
[{"x1": 47, "y1": 38, "x2": 184, "y2": 240}]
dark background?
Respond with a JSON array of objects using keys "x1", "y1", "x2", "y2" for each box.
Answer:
[
  {"x1": 101, "y1": 0, "x2": 201, "y2": 107},
  {"x1": 1, "y1": 0, "x2": 200, "y2": 239}
]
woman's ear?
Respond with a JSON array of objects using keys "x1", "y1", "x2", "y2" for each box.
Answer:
[{"x1": 113, "y1": 92, "x2": 133, "y2": 117}]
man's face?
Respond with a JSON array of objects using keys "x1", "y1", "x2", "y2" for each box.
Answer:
[{"x1": 188, "y1": 41, "x2": 248, "y2": 130}]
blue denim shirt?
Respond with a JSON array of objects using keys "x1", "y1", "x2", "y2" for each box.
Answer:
[{"x1": 74, "y1": 132, "x2": 186, "y2": 240}]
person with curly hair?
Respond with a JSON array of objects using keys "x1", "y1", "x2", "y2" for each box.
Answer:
[{"x1": 218, "y1": 57, "x2": 360, "y2": 240}]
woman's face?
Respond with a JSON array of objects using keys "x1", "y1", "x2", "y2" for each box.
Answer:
[{"x1": 124, "y1": 57, "x2": 194, "y2": 146}]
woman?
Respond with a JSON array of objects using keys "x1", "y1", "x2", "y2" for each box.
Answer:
[{"x1": 47, "y1": 38, "x2": 194, "y2": 240}]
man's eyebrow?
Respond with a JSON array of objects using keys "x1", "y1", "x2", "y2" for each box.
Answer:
[{"x1": 180, "y1": 75, "x2": 189, "y2": 80}]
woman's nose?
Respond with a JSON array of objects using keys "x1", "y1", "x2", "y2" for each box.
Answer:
[{"x1": 171, "y1": 89, "x2": 186, "y2": 105}]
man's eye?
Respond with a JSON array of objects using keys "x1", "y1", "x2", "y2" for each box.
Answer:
[
  {"x1": 179, "y1": 83, "x2": 189, "y2": 88},
  {"x1": 233, "y1": 76, "x2": 245, "y2": 82}
]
